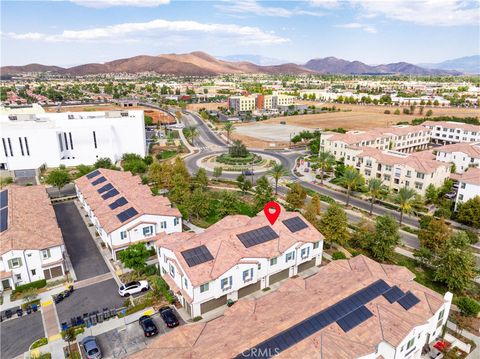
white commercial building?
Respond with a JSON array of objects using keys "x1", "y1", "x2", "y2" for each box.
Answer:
[
  {"x1": 75, "y1": 168, "x2": 182, "y2": 260},
  {"x1": 0, "y1": 185, "x2": 66, "y2": 291},
  {"x1": 422, "y1": 121, "x2": 480, "y2": 145},
  {"x1": 0, "y1": 110, "x2": 146, "y2": 171},
  {"x1": 156, "y1": 209, "x2": 324, "y2": 318},
  {"x1": 434, "y1": 142, "x2": 480, "y2": 173},
  {"x1": 451, "y1": 167, "x2": 480, "y2": 211}
]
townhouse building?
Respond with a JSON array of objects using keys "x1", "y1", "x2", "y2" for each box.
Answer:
[
  {"x1": 156, "y1": 209, "x2": 324, "y2": 318},
  {"x1": 228, "y1": 94, "x2": 294, "y2": 113},
  {"x1": 451, "y1": 167, "x2": 480, "y2": 211},
  {"x1": 0, "y1": 185, "x2": 66, "y2": 291},
  {"x1": 0, "y1": 110, "x2": 146, "y2": 171},
  {"x1": 434, "y1": 142, "x2": 480, "y2": 173},
  {"x1": 75, "y1": 168, "x2": 182, "y2": 260},
  {"x1": 344, "y1": 147, "x2": 451, "y2": 195},
  {"x1": 129, "y1": 255, "x2": 452, "y2": 359},
  {"x1": 322, "y1": 125, "x2": 431, "y2": 161},
  {"x1": 422, "y1": 121, "x2": 480, "y2": 145}
]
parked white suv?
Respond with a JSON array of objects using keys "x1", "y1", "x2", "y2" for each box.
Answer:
[{"x1": 118, "y1": 280, "x2": 150, "y2": 297}]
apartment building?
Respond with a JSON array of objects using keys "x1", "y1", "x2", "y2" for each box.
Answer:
[
  {"x1": 322, "y1": 125, "x2": 431, "y2": 161},
  {"x1": 344, "y1": 147, "x2": 451, "y2": 195},
  {"x1": 0, "y1": 110, "x2": 146, "y2": 171},
  {"x1": 129, "y1": 255, "x2": 452, "y2": 359},
  {"x1": 451, "y1": 167, "x2": 480, "y2": 211},
  {"x1": 228, "y1": 94, "x2": 294, "y2": 112},
  {"x1": 434, "y1": 142, "x2": 480, "y2": 173},
  {"x1": 75, "y1": 168, "x2": 182, "y2": 260},
  {"x1": 0, "y1": 185, "x2": 66, "y2": 291},
  {"x1": 156, "y1": 209, "x2": 324, "y2": 318},
  {"x1": 228, "y1": 95, "x2": 257, "y2": 112},
  {"x1": 422, "y1": 121, "x2": 480, "y2": 145}
]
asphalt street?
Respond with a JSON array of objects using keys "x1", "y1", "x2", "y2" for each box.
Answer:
[{"x1": 0, "y1": 311, "x2": 44, "y2": 359}]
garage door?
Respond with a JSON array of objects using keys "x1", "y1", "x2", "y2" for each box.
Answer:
[
  {"x1": 43, "y1": 265, "x2": 64, "y2": 280},
  {"x1": 298, "y1": 259, "x2": 316, "y2": 272},
  {"x1": 269, "y1": 268, "x2": 290, "y2": 285},
  {"x1": 238, "y1": 281, "x2": 261, "y2": 298},
  {"x1": 200, "y1": 295, "x2": 227, "y2": 314}
]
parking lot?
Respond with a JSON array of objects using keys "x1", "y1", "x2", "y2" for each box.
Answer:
[
  {"x1": 93, "y1": 310, "x2": 185, "y2": 358},
  {"x1": 53, "y1": 201, "x2": 110, "y2": 281},
  {"x1": 0, "y1": 312, "x2": 45, "y2": 359},
  {"x1": 56, "y1": 279, "x2": 125, "y2": 325}
]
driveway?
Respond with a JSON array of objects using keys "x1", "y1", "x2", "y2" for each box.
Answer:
[
  {"x1": 0, "y1": 312, "x2": 44, "y2": 358},
  {"x1": 54, "y1": 201, "x2": 109, "y2": 281},
  {"x1": 55, "y1": 279, "x2": 125, "y2": 325}
]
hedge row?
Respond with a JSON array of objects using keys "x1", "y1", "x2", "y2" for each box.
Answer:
[{"x1": 12, "y1": 279, "x2": 47, "y2": 294}]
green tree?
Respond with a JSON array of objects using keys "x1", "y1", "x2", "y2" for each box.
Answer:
[
  {"x1": 395, "y1": 187, "x2": 416, "y2": 226},
  {"x1": 316, "y1": 151, "x2": 336, "y2": 184},
  {"x1": 286, "y1": 183, "x2": 307, "y2": 209},
  {"x1": 213, "y1": 167, "x2": 223, "y2": 180},
  {"x1": 186, "y1": 188, "x2": 211, "y2": 220},
  {"x1": 425, "y1": 184, "x2": 439, "y2": 204},
  {"x1": 94, "y1": 157, "x2": 114, "y2": 169},
  {"x1": 148, "y1": 162, "x2": 173, "y2": 189},
  {"x1": 268, "y1": 163, "x2": 288, "y2": 195},
  {"x1": 367, "y1": 178, "x2": 383, "y2": 215},
  {"x1": 76, "y1": 164, "x2": 94, "y2": 178},
  {"x1": 434, "y1": 231, "x2": 477, "y2": 292},
  {"x1": 394, "y1": 109, "x2": 401, "y2": 115},
  {"x1": 339, "y1": 167, "x2": 364, "y2": 207},
  {"x1": 351, "y1": 219, "x2": 375, "y2": 249},
  {"x1": 426, "y1": 109, "x2": 433, "y2": 117},
  {"x1": 193, "y1": 168, "x2": 209, "y2": 190},
  {"x1": 223, "y1": 122, "x2": 235, "y2": 144},
  {"x1": 183, "y1": 126, "x2": 199, "y2": 145},
  {"x1": 46, "y1": 169, "x2": 70, "y2": 197},
  {"x1": 370, "y1": 215, "x2": 400, "y2": 261},
  {"x1": 303, "y1": 195, "x2": 321, "y2": 227},
  {"x1": 456, "y1": 196, "x2": 480, "y2": 228},
  {"x1": 118, "y1": 243, "x2": 150, "y2": 272},
  {"x1": 172, "y1": 157, "x2": 190, "y2": 179},
  {"x1": 217, "y1": 190, "x2": 240, "y2": 217},
  {"x1": 170, "y1": 172, "x2": 190, "y2": 204},
  {"x1": 457, "y1": 297, "x2": 480, "y2": 317},
  {"x1": 254, "y1": 176, "x2": 274, "y2": 210},
  {"x1": 319, "y1": 203, "x2": 349, "y2": 245},
  {"x1": 122, "y1": 154, "x2": 147, "y2": 174},
  {"x1": 229, "y1": 140, "x2": 248, "y2": 158},
  {"x1": 418, "y1": 217, "x2": 452, "y2": 255}
]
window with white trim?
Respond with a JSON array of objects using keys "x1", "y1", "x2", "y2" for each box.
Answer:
[
  {"x1": 120, "y1": 231, "x2": 127, "y2": 239},
  {"x1": 243, "y1": 269, "x2": 253, "y2": 283},
  {"x1": 143, "y1": 226, "x2": 153, "y2": 237},
  {"x1": 184, "y1": 278, "x2": 188, "y2": 289},
  {"x1": 160, "y1": 221, "x2": 167, "y2": 229},
  {"x1": 301, "y1": 247, "x2": 310, "y2": 259},
  {"x1": 313, "y1": 241, "x2": 320, "y2": 249},
  {"x1": 221, "y1": 276, "x2": 232, "y2": 291},
  {"x1": 285, "y1": 251, "x2": 295, "y2": 262},
  {"x1": 270, "y1": 257, "x2": 277, "y2": 266},
  {"x1": 8, "y1": 257, "x2": 22, "y2": 269},
  {"x1": 200, "y1": 282, "x2": 209, "y2": 293},
  {"x1": 42, "y1": 249, "x2": 51, "y2": 259},
  {"x1": 406, "y1": 337, "x2": 415, "y2": 350},
  {"x1": 169, "y1": 264, "x2": 175, "y2": 278},
  {"x1": 174, "y1": 218, "x2": 179, "y2": 226}
]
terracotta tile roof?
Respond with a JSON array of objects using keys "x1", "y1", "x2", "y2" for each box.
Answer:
[
  {"x1": 422, "y1": 121, "x2": 480, "y2": 132},
  {"x1": 451, "y1": 167, "x2": 480, "y2": 186},
  {"x1": 326, "y1": 125, "x2": 429, "y2": 145},
  {"x1": 75, "y1": 168, "x2": 181, "y2": 233},
  {"x1": 155, "y1": 207, "x2": 324, "y2": 287},
  {"x1": 128, "y1": 255, "x2": 446, "y2": 359},
  {"x1": 0, "y1": 270, "x2": 12, "y2": 279},
  {"x1": 435, "y1": 142, "x2": 480, "y2": 158},
  {"x1": 0, "y1": 185, "x2": 63, "y2": 255}
]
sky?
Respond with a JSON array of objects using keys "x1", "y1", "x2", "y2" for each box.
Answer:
[{"x1": 1, "y1": 0, "x2": 479, "y2": 67}]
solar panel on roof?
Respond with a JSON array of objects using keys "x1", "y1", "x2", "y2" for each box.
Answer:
[
  {"x1": 101, "y1": 188, "x2": 119, "y2": 200},
  {"x1": 397, "y1": 291, "x2": 420, "y2": 310},
  {"x1": 97, "y1": 183, "x2": 113, "y2": 194},
  {"x1": 0, "y1": 207, "x2": 8, "y2": 232},
  {"x1": 237, "y1": 226, "x2": 279, "y2": 248},
  {"x1": 116, "y1": 207, "x2": 138, "y2": 223},
  {"x1": 0, "y1": 190, "x2": 8, "y2": 208},
  {"x1": 383, "y1": 286, "x2": 405, "y2": 304},
  {"x1": 282, "y1": 216, "x2": 308, "y2": 233},
  {"x1": 91, "y1": 176, "x2": 106, "y2": 186},
  {"x1": 336, "y1": 305, "x2": 373, "y2": 332},
  {"x1": 181, "y1": 245, "x2": 214, "y2": 267},
  {"x1": 109, "y1": 197, "x2": 128, "y2": 210},
  {"x1": 86, "y1": 170, "x2": 100, "y2": 179}
]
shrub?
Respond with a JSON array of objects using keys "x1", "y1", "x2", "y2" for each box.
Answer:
[
  {"x1": 464, "y1": 230, "x2": 479, "y2": 245},
  {"x1": 31, "y1": 337, "x2": 48, "y2": 349},
  {"x1": 332, "y1": 251, "x2": 347, "y2": 260},
  {"x1": 384, "y1": 110, "x2": 391, "y2": 114},
  {"x1": 192, "y1": 316, "x2": 203, "y2": 322},
  {"x1": 12, "y1": 279, "x2": 47, "y2": 294},
  {"x1": 457, "y1": 296, "x2": 480, "y2": 317}
]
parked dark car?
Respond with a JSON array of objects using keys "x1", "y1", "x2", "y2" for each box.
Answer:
[
  {"x1": 80, "y1": 336, "x2": 102, "y2": 359},
  {"x1": 138, "y1": 315, "x2": 158, "y2": 337},
  {"x1": 159, "y1": 307, "x2": 179, "y2": 328},
  {"x1": 242, "y1": 169, "x2": 254, "y2": 176}
]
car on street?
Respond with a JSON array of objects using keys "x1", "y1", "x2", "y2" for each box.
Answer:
[
  {"x1": 118, "y1": 280, "x2": 149, "y2": 297},
  {"x1": 80, "y1": 336, "x2": 102, "y2": 359},
  {"x1": 445, "y1": 191, "x2": 457, "y2": 199},
  {"x1": 242, "y1": 169, "x2": 254, "y2": 176},
  {"x1": 159, "y1": 306, "x2": 179, "y2": 328},
  {"x1": 138, "y1": 315, "x2": 159, "y2": 337}
]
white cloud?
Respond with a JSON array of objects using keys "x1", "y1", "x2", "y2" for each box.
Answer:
[
  {"x1": 335, "y1": 22, "x2": 377, "y2": 33},
  {"x1": 216, "y1": 0, "x2": 324, "y2": 17},
  {"x1": 355, "y1": 0, "x2": 479, "y2": 26},
  {"x1": 309, "y1": 0, "x2": 340, "y2": 8},
  {"x1": 5, "y1": 18, "x2": 289, "y2": 45},
  {"x1": 70, "y1": 0, "x2": 170, "y2": 8}
]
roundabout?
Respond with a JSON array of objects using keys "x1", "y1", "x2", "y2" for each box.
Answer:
[{"x1": 197, "y1": 151, "x2": 282, "y2": 174}]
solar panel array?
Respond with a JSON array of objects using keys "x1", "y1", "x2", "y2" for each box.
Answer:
[
  {"x1": 0, "y1": 190, "x2": 8, "y2": 208},
  {"x1": 181, "y1": 245, "x2": 214, "y2": 267},
  {"x1": 237, "y1": 226, "x2": 279, "y2": 248},
  {"x1": 336, "y1": 305, "x2": 373, "y2": 332},
  {"x1": 117, "y1": 207, "x2": 139, "y2": 223},
  {"x1": 101, "y1": 188, "x2": 119, "y2": 200},
  {"x1": 86, "y1": 170, "x2": 100, "y2": 179},
  {"x1": 109, "y1": 197, "x2": 128, "y2": 210},
  {"x1": 383, "y1": 286, "x2": 405, "y2": 304},
  {"x1": 97, "y1": 183, "x2": 114, "y2": 194},
  {"x1": 0, "y1": 190, "x2": 8, "y2": 232},
  {"x1": 282, "y1": 216, "x2": 308, "y2": 233},
  {"x1": 397, "y1": 291, "x2": 420, "y2": 310},
  {"x1": 236, "y1": 279, "x2": 391, "y2": 359},
  {"x1": 91, "y1": 176, "x2": 106, "y2": 186}
]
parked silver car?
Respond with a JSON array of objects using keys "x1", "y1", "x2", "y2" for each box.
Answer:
[{"x1": 80, "y1": 336, "x2": 102, "y2": 359}]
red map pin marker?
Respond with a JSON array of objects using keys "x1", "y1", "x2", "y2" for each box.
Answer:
[{"x1": 264, "y1": 201, "x2": 281, "y2": 225}]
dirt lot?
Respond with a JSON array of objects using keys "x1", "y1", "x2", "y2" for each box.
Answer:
[{"x1": 187, "y1": 102, "x2": 228, "y2": 111}]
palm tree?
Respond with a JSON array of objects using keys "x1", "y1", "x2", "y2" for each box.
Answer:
[
  {"x1": 316, "y1": 151, "x2": 335, "y2": 184},
  {"x1": 367, "y1": 178, "x2": 383, "y2": 215},
  {"x1": 268, "y1": 163, "x2": 289, "y2": 195},
  {"x1": 396, "y1": 187, "x2": 416, "y2": 226},
  {"x1": 185, "y1": 126, "x2": 198, "y2": 146},
  {"x1": 223, "y1": 122, "x2": 235, "y2": 145},
  {"x1": 339, "y1": 167, "x2": 363, "y2": 207}
]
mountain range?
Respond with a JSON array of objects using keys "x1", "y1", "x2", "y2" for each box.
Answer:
[
  {"x1": 1, "y1": 51, "x2": 469, "y2": 76},
  {"x1": 418, "y1": 55, "x2": 479, "y2": 74}
]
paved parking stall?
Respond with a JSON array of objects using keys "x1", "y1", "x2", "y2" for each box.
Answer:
[
  {"x1": 53, "y1": 201, "x2": 109, "y2": 281},
  {"x1": 0, "y1": 312, "x2": 44, "y2": 359}
]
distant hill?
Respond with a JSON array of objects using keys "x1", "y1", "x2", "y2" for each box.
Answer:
[
  {"x1": 1, "y1": 52, "x2": 463, "y2": 76},
  {"x1": 218, "y1": 54, "x2": 287, "y2": 66},
  {"x1": 418, "y1": 55, "x2": 480, "y2": 74}
]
